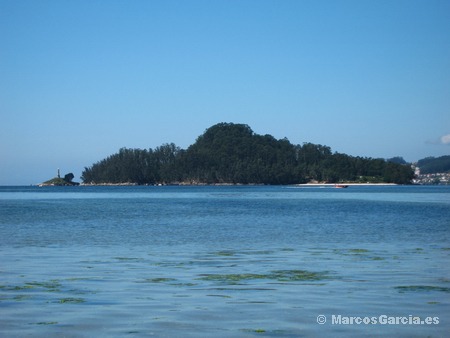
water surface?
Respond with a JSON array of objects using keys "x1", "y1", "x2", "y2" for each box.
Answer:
[{"x1": 1, "y1": 185, "x2": 449, "y2": 337}]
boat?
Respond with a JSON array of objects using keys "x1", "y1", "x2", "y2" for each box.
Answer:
[{"x1": 334, "y1": 184, "x2": 349, "y2": 188}]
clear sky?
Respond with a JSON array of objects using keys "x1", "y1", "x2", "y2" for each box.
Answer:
[{"x1": 1, "y1": 0, "x2": 449, "y2": 185}]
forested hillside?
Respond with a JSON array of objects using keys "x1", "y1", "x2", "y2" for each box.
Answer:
[
  {"x1": 417, "y1": 156, "x2": 450, "y2": 174},
  {"x1": 81, "y1": 123, "x2": 414, "y2": 185}
]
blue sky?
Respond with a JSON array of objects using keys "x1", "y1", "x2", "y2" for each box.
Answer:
[{"x1": 1, "y1": 0, "x2": 449, "y2": 185}]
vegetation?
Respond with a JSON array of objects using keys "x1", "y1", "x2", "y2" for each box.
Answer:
[
  {"x1": 417, "y1": 156, "x2": 450, "y2": 174},
  {"x1": 41, "y1": 172, "x2": 79, "y2": 186},
  {"x1": 81, "y1": 122, "x2": 415, "y2": 185},
  {"x1": 387, "y1": 156, "x2": 407, "y2": 165},
  {"x1": 197, "y1": 269, "x2": 332, "y2": 283},
  {"x1": 81, "y1": 144, "x2": 183, "y2": 185}
]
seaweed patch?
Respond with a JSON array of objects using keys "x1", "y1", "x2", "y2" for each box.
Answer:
[
  {"x1": 395, "y1": 285, "x2": 450, "y2": 293},
  {"x1": 141, "y1": 277, "x2": 177, "y2": 283},
  {"x1": 26, "y1": 280, "x2": 62, "y2": 291},
  {"x1": 58, "y1": 297, "x2": 85, "y2": 304},
  {"x1": 198, "y1": 269, "x2": 332, "y2": 284}
]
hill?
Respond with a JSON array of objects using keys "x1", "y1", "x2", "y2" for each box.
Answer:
[
  {"x1": 417, "y1": 156, "x2": 450, "y2": 174},
  {"x1": 81, "y1": 122, "x2": 414, "y2": 185}
]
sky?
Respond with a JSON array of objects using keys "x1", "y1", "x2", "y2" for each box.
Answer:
[{"x1": 1, "y1": 0, "x2": 449, "y2": 185}]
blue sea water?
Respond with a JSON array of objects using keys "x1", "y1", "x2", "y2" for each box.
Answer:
[{"x1": 0, "y1": 185, "x2": 449, "y2": 337}]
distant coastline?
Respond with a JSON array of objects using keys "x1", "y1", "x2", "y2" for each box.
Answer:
[{"x1": 74, "y1": 181, "x2": 398, "y2": 187}]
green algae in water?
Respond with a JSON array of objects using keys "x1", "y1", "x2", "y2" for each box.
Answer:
[
  {"x1": 6, "y1": 280, "x2": 62, "y2": 292},
  {"x1": 240, "y1": 328, "x2": 288, "y2": 335},
  {"x1": 207, "y1": 294, "x2": 232, "y2": 298},
  {"x1": 214, "y1": 250, "x2": 235, "y2": 256},
  {"x1": 395, "y1": 285, "x2": 450, "y2": 293},
  {"x1": 199, "y1": 273, "x2": 267, "y2": 283},
  {"x1": 371, "y1": 256, "x2": 385, "y2": 261},
  {"x1": 270, "y1": 270, "x2": 331, "y2": 282},
  {"x1": 11, "y1": 285, "x2": 35, "y2": 291},
  {"x1": 198, "y1": 270, "x2": 331, "y2": 283},
  {"x1": 241, "y1": 328, "x2": 266, "y2": 333},
  {"x1": 143, "y1": 278, "x2": 177, "y2": 283},
  {"x1": 169, "y1": 282, "x2": 198, "y2": 287},
  {"x1": 59, "y1": 297, "x2": 85, "y2": 304},
  {"x1": 26, "y1": 280, "x2": 62, "y2": 291},
  {"x1": 349, "y1": 248, "x2": 370, "y2": 253}
]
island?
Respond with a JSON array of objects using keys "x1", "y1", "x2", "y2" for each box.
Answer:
[
  {"x1": 81, "y1": 122, "x2": 415, "y2": 186},
  {"x1": 39, "y1": 170, "x2": 80, "y2": 186}
]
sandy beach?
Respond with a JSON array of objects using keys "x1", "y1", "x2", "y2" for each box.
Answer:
[{"x1": 297, "y1": 183, "x2": 398, "y2": 186}]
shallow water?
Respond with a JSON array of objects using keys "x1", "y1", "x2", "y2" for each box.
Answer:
[{"x1": 0, "y1": 185, "x2": 449, "y2": 337}]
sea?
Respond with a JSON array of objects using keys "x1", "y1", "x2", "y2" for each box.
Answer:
[{"x1": 0, "y1": 185, "x2": 449, "y2": 337}]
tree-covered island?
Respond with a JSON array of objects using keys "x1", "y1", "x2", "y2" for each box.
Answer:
[{"x1": 81, "y1": 123, "x2": 415, "y2": 185}]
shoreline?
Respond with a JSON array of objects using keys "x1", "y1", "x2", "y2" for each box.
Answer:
[
  {"x1": 66, "y1": 182, "x2": 399, "y2": 187},
  {"x1": 296, "y1": 183, "x2": 398, "y2": 186}
]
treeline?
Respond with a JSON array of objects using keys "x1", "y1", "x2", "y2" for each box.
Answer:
[
  {"x1": 81, "y1": 143, "x2": 183, "y2": 185},
  {"x1": 417, "y1": 156, "x2": 450, "y2": 174},
  {"x1": 81, "y1": 123, "x2": 414, "y2": 185}
]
